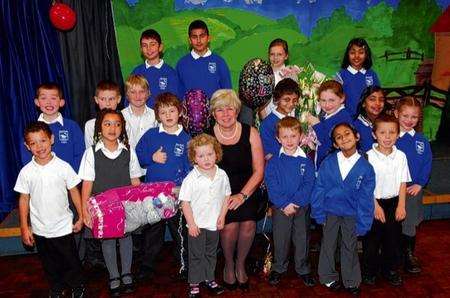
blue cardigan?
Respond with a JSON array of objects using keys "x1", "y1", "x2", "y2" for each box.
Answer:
[{"x1": 310, "y1": 152, "x2": 375, "y2": 236}]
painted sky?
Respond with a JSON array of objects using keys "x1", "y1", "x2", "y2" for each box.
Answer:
[{"x1": 126, "y1": 0, "x2": 450, "y2": 36}]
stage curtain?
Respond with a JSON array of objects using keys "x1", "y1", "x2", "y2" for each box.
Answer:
[
  {"x1": 57, "y1": 0, "x2": 124, "y2": 126},
  {"x1": 0, "y1": 0, "x2": 72, "y2": 216}
]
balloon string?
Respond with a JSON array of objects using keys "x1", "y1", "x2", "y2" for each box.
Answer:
[{"x1": 178, "y1": 209, "x2": 186, "y2": 273}]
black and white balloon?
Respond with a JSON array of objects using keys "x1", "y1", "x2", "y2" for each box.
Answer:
[{"x1": 238, "y1": 58, "x2": 275, "y2": 110}]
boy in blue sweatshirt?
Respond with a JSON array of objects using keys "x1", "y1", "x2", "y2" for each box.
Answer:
[
  {"x1": 311, "y1": 122, "x2": 375, "y2": 295},
  {"x1": 20, "y1": 82, "x2": 85, "y2": 172},
  {"x1": 265, "y1": 117, "x2": 316, "y2": 287},
  {"x1": 132, "y1": 29, "x2": 179, "y2": 108},
  {"x1": 260, "y1": 78, "x2": 299, "y2": 160},
  {"x1": 135, "y1": 92, "x2": 191, "y2": 281},
  {"x1": 176, "y1": 19, "x2": 232, "y2": 99}
]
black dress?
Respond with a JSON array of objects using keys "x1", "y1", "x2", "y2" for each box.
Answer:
[{"x1": 209, "y1": 123, "x2": 259, "y2": 224}]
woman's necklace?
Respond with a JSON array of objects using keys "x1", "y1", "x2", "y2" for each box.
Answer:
[{"x1": 217, "y1": 123, "x2": 238, "y2": 140}]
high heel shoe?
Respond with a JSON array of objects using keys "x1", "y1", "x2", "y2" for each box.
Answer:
[
  {"x1": 223, "y1": 268, "x2": 237, "y2": 291},
  {"x1": 235, "y1": 270, "x2": 249, "y2": 291}
]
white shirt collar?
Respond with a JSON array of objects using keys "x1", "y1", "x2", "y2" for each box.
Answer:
[
  {"x1": 191, "y1": 49, "x2": 212, "y2": 60},
  {"x1": 357, "y1": 114, "x2": 372, "y2": 127},
  {"x1": 324, "y1": 105, "x2": 345, "y2": 120},
  {"x1": 145, "y1": 59, "x2": 164, "y2": 69},
  {"x1": 337, "y1": 150, "x2": 360, "y2": 163},
  {"x1": 272, "y1": 109, "x2": 286, "y2": 120},
  {"x1": 94, "y1": 140, "x2": 128, "y2": 153},
  {"x1": 400, "y1": 129, "x2": 415, "y2": 137},
  {"x1": 372, "y1": 143, "x2": 398, "y2": 160},
  {"x1": 193, "y1": 165, "x2": 218, "y2": 179},
  {"x1": 158, "y1": 123, "x2": 183, "y2": 136},
  {"x1": 38, "y1": 113, "x2": 64, "y2": 126},
  {"x1": 347, "y1": 65, "x2": 367, "y2": 75},
  {"x1": 279, "y1": 146, "x2": 306, "y2": 158}
]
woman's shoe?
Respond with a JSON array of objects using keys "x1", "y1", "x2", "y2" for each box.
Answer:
[
  {"x1": 222, "y1": 280, "x2": 237, "y2": 291},
  {"x1": 237, "y1": 280, "x2": 249, "y2": 291}
]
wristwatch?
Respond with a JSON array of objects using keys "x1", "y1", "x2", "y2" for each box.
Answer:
[{"x1": 239, "y1": 192, "x2": 248, "y2": 201}]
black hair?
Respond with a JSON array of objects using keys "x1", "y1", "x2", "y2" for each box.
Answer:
[
  {"x1": 273, "y1": 78, "x2": 300, "y2": 101},
  {"x1": 355, "y1": 85, "x2": 385, "y2": 120},
  {"x1": 341, "y1": 38, "x2": 373, "y2": 69},
  {"x1": 327, "y1": 122, "x2": 361, "y2": 155},
  {"x1": 140, "y1": 29, "x2": 162, "y2": 44},
  {"x1": 93, "y1": 109, "x2": 129, "y2": 149},
  {"x1": 188, "y1": 19, "x2": 209, "y2": 36},
  {"x1": 24, "y1": 121, "x2": 52, "y2": 141}
]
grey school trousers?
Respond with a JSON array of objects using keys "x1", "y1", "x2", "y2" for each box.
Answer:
[
  {"x1": 318, "y1": 215, "x2": 361, "y2": 288},
  {"x1": 188, "y1": 228, "x2": 219, "y2": 284},
  {"x1": 272, "y1": 206, "x2": 311, "y2": 275}
]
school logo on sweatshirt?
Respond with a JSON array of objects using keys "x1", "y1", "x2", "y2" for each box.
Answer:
[
  {"x1": 159, "y1": 77, "x2": 167, "y2": 90},
  {"x1": 174, "y1": 143, "x2": 185, "y2": 156},
  {"x1": 365, "y1": 75, "x2": 374, "y2": 86},
  {"x1": 355, "y1": 175, "x2": 363, "y2": 190},
  {"x1": 208, "y1": 62, "x2": 217, "y2": 74},
  {"x1": 415, "y1": 141, "x2": 425, "y2": 155},
  {"x1": 300, "y1": 163, "x2": 306, "y2": 176},
  {"x1": 59, "y1": 130, "x2": 69, "y2": 143}
]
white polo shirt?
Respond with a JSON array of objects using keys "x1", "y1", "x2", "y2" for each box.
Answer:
[
  {"x1": 84, "y1": 118, "x2": 96, "y2": 149},
  {"x1": 179, "y1": 166, "x2": 231, "y2": 231},
  {"x1": 337, "y1": 151, "x2": 361, "y2": 180},
  {"x1": 367, "y1": 144, "x2": 411, "y2": 199},
  {"x1": 14, "y1": 153, "x2": 81, "y2": 238},
  {"x1": 121, "y1": 105, "x2": 157, "y2": 149},
  {"x1": 78, "y1": 140, "x2": 142, "y2": 181}
]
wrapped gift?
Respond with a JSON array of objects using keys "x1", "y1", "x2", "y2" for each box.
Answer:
[{"x1": 88, "y1": 181, "x2": 178, "y2": 238}]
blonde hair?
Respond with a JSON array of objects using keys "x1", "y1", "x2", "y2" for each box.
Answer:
[
  {"x1": 210, "y1": 89, "x2": 242, "y2": 114},
  {"x1": 125, "y1": 74, "x2": 150, "y2": 93},
  {"x1": 187, "y1": 133, "x2": 223, "y2": 165}
]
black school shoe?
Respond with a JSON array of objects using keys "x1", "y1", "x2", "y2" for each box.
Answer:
[
  {"x1": 383, "y1": 270, "x2": 403, "y2": 287},
  {"x1": 202, "y1": 280, "x2": 225, "y2": 295},
  {"x1": 71, "y1": 286, "x2": 86, "y2": 298},
  {"x1": 346, "y1": 286, "x2": 361, "y2": 296},
  {"x1": 299, "y1": 273, "x2": 316, "y2": 287},
  {"x1": 268, "y1": 271, "x2": 282, "y2": 286},
  {"x1": 362, "y1": 274, "x2": 376, "y2": 285},
  {"x1": 49, "y1": 289, "x2": 64, "y2": 298},
  {"x1": 324, "y1": 280, "x2": 341, "y2": 291},
  {"x1": 121, "y1": 273, "x2": 135, "y2": 294},
  {"x1": 108, "y1": 278, "x2": 121, "y2": 297}
]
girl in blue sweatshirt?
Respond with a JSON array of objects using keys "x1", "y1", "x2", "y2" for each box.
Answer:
[
  {"x1": 336, "y1": 38, "x2": 380, "y2": 118},
  {"x1": 394, "y1": 96, "x2": 432, "y2": 274},
  {"x1": 307, "y1": 80, "x2": 353, "y2": 168},
  {"x1": 311, "y1": 122, "x2": 375, "y2": 295},
  {"x1": 265, "y1": 117, "x2": 316, "y2": 287},
  {"x1": 353, "y1": 86, "x2": 386, "y2": 152}
]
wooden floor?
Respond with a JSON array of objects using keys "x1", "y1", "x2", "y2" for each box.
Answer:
[{"x1": 0, "y1": 219, "x2": 449, "y2": 297}]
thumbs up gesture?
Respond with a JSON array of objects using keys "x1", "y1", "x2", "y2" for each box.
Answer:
[{"x1": 153, "y1": 146, "x2": 167, "y2": 164}]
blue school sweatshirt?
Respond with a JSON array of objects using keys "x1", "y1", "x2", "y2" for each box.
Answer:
[
  {"x1": 337, "y1": 67, "x2": 380, "y2": 117},
  {"x1": 353, "y1": 115, "x2": 375, "y2": 153},
  {"x1": 132, "y1": 61, "x2": 180, "y2": 108},
  {"x1": 264, "y1": 148, "x2": 315, "y2": 209},
  {"x1": 176, "y1": 52, "x2": 232, "y2": 99},
  {"x1": 260, "y1": 111, "x2": 284, "y2": 157},
  {"x1": 310, "y1": 152, "x2": 376, "y2": 236},
  {"x1": 396, "y1": 131, "x2": 432, "y2": 186},
  {"x1": 313, "y1": 107, "x2": 353, "y2": 168},
  {"x1": 20, "y1": 117, "x2": 85, "y2": 172},
  {"x1": 135, "y1": 125, "x2": 191, "y2": 186}
]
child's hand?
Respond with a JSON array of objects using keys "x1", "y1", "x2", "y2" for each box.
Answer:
[
  {"x1": 152, "y1": 146, "x2": 167, "y2": 164},
  {"x1": 374, "y1": 203, "x2": 385, "y2": 223},
  {"x1": 395, "y1": 205, "x2": 406, "y2": 221},
  {"x1": 83, "y1": 209, "x2": 92, "y2": 229},
  {"x1": 73, "y1": 218, "x2": 84, "y2": 233},
  {"x1": 217, "y1": 216, "x2": 225, "y2": 230},
  {"x1": 283, "y1": 203, "x2": 299, "y2": 216},
  {"x1": 306, "y1": 113, "x2": 320, "y2": 126},
  {"x1": 407, "y1": 184, "x2": 422, "y2": 196},
  {"x1": 21, "y1": 226, "x2": 34, "y2": 246},
  {"x1": 188, "y1": 224, "x2": 200, "y2": 237}
]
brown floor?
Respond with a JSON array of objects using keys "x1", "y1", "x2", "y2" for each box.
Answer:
[{"x1": 0, "y1": 220, "x2": 449, "y2": 297}]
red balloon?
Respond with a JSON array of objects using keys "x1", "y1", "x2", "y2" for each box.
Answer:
[{"x1": 49, "y1": 3, "x2": 76, "y2": 31}]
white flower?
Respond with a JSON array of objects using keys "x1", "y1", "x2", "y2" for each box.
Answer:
[{"x1": 311, "y1": 70, "x2": 326, "y2": 83}]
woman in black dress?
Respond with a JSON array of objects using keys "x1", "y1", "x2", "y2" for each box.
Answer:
[{"x1": 209, "y1": 89, "x2": 265, "y2": 289}]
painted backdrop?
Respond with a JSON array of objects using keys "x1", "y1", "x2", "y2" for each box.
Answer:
[{"x1": 113, "y1": 0, "x2": 449, "y2": 140}]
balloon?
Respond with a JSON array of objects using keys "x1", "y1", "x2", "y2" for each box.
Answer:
[
  {"x1": 239, "y1": 58, "x2": 275, "y2": 110},
  {"x1": 181, "y1": 89, "x2": 211, "y2": 136},
  {"x1": 49, "y1": 3, "x2": 76, "y2": 31}
]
